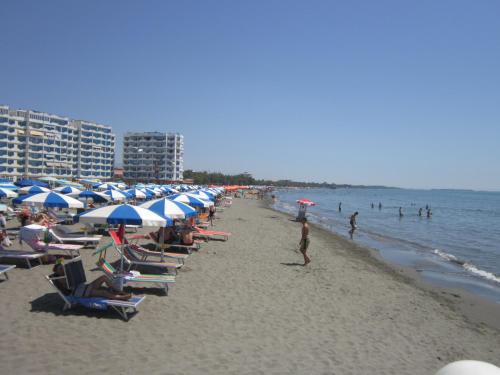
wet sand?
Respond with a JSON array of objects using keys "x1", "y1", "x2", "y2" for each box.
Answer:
[{"x1": 0, "y1": 197, "x2": 499, "y2": 374}]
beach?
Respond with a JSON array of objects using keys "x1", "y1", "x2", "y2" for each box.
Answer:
[{"x1": 1, "y1": 197, "x2": 499, "y2": 375}]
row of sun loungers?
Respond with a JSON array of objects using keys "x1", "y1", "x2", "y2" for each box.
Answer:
[{"x1": 4, "y1": 201, "x2": 232, "y2": 321}]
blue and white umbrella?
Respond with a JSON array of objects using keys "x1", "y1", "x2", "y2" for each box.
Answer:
[
  {"x1": 79, "y1": 190, "x2": 110, "y2": 204},
  {"x1": 142, "y1": 187, "x2": 162, "y2": 197},
  {"x1": 103, "y1": 189, "x2": 128, "y2": 202},
  {"x1": 0, "y1": 182, "x2": 18, "y2": 190},
  {"x1": 0, "y1": 187, "x2": 18, "y2": 198},
  {"x1": 13, "y1": 192, "x2": 84, "y2": 208},
  {"x1": 140, "y1": 198, "x2": 198, "y2": 220},
  {"x1": 192, "y1": 191, "x2": 215, "y2": 201},
  {"x1": 94, "y1": 183, "x2": 120, "y2": 191},
  {"x1": 19, "y1": 186, "x2": 51, "y2": 194},
  {"x1": 124, "y1": 188, "x2": 148, "y2": 200},
  {"x1": 168, "y1": 193, "x2": 213, "y2": 208},
  {"x1": 76, "y1": 204, "x2": 167, "y2": 272},
  {"x1": 160, "y1": 186, "x2": 178, "y2": 195},
  {"x1": 53, "y1": 185, "x2": 82, "y2": 196},
  {"x1": 75, "y1": 204, "x2": 167, "y2": 226}
]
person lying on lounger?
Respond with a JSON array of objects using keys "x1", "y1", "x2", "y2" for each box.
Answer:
[{"x1": 51, "y1": 262, "x2": 132, "y2": 300}]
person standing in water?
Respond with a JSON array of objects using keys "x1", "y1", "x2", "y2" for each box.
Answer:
[
  {"x1": 349, "y1": 212, "x2": 358, "y2": 239},
  {"x1": 399, "y1": 207, "x2": 404, "y2": 217},
  {"x1": 371, "y1": 203, "x2": 374, "y2": 209},
  {"x1": 427, "y1": 208, "x2": 432, "y2": 218},
  {"x1": 378, "y1": 202, "x2": 382, "y2": 210},
  {"x1": 299, "y1": 217, "x2": 311, "y2": 266},
  {"x1": 418, "y1": 208, "x2": 423, "y2": 216},
  {"x1": 338, "y1": 202, "x2": 342, "y2": 212}
]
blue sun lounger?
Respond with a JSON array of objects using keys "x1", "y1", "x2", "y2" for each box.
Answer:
[{"x1": 45, "y1": 257, "x2": 145, "y2": 321}]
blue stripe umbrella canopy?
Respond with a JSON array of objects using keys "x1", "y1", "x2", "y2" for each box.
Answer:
[
  {"x1": 14, "y1": 179, "x2": 49, "y2": 188},
  {"x1": 140, "y1": 198, "x2": 198, "y2": 220},
  {"x1": 103, "y1": 189, "x2": 128, "y2": 202},
  {"x1": 78, "y1": 190, "x2": 110, "y2": 203},
  {"x1": 94, "y1": 183, "x2": 120, "y2": 191},
  {"x1": 124, "y1": 188, "x2": 148, "y2": 200},
  {"x1": 192, "y1": 191, "x2": 215, "y2": 201},
  {"x1": 141, "y1": 188, "x2": 161, "y2": 197},
  {"x1": 75, "y1": 204, "x2": 167, "y2": 226},
  {"x1": 53, "y1": 186, "x2": 82, "y2": 196},
  {"x1": 168, "y1": 193, "x2": 213, "y2": 208},
  {"x1": 0, "y1": 187, "x2": 18, "y2": 198},
  {"x1": 13, "y1": 192, "x2": 84, "y2": 208},
  {"x1": 0, "y1": 183, "x2": 18, "y2": 190},
  {"x1": 76, "y1": 204, "x2": 167, "y2": 272},
  {"x1": 19, "y1": 186, "x2": 52, "y2": 194},
  {"x1": 160, "y1": 186, "x2": 178, "y2": 195}
]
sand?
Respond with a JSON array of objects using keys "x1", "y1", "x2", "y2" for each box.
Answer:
[{"x1": 1, "y1": 197, "x2": 499, "y2": 375}]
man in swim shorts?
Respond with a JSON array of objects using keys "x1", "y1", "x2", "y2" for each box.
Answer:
[{"x1": 299, "y1": 217, "x2": 311, "y2": 266}]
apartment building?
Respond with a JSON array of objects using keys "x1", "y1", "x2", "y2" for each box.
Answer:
[
  {"x1": 0, "y1": 105, "x2": 115, "y2": 180},
  {"x1": 123, "y1": 132, "x2": 184, "y2": 182}
]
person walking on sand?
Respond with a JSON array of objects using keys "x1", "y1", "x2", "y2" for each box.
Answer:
[{"x1": 299, "y1": 217, "x2": 311, "y2": 266}]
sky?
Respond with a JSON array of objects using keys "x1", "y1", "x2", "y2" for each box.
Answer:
[{"x1": 1, "y1": 0, "x2": 499, "y2": 190}]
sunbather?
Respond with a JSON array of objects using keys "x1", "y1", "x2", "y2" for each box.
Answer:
[{"x1": 52, "y1": 262, "x2": 132, "y2": 300}]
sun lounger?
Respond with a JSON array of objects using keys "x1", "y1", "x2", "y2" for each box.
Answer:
[
  {"x1": 193, "y1": 226, "x2": 231, "y2": 241},
  {"x1": 97, "y1": 258, "x2": 175, "y2": 296},
  {"x1": 26, "y1": 240, "x2": 83, "y2": 258},
  {"x1": 108, "y1": 231, "x2": 182, "y2": 273},
  {"x1": 148, "y1": 231, "x2": 201, "y2": 253},
  {"x1": 127, "y1": 243, "x2": 189, "y2": 265},
  {"x1": 45, "y1": 257, "x2": 145, "y2": 321},
  {"x1": 0, "y1": 264, "x2": 15, "y2": 280},
  {"x1": 0, "y1": 248, "x2": 44, "y2": 268},
  {"x1": 49, "y1": 228, "x2": 102, "y2": 247}
]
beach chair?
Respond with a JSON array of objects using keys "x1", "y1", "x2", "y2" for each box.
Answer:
[
  {"x1": 0, "y1": 264, "x2": 15, "y2": 280},
  {"x1": 126, "y1": 243, "x2": 189, "y2": 265},
  {"x1": 148, "y1": 231, "x2": 201, "y2": 254},
  {"x1": 25, "y1": 240, "x2": 83, "y2": 258},
  {"x1": 45, "y1": 257, "x2": 145, "y2": 321},
  {"x1": 193, "y1": 226, "x2": 231, "y2": 241},
  {"x1": 0, "y1": 247, "x2": 44, "y2": 268},
  {"x1": 109, "y1": 231, "x2": 189, "y2": 269},
  {"x1": 97, "y1": 258, "x2": 175, "y2": 296},
  {"x1": 109, "y1": 231, "x2": 182, "y2": 273},
  {"x1": 49, "y1": 228, "x2": 102, "y2": 247}
]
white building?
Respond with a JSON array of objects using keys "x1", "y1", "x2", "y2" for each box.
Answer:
[
  {"x1": 123, "y1": 132, "x2": 184, "y2": 182},
  {"x1": 0, "y1": 105, "x2": 115, "y2": 180}
]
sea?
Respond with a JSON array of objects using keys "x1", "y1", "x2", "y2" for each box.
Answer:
[{"x1": 272, "y1": 188, "x2": 500, "y2": 304}]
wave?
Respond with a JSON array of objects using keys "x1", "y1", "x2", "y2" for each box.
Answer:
[{"x1": 433, "y1": 249, "x2": 500, "y2": 284}]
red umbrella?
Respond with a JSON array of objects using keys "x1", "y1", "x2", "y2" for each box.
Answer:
[{"x1": 296, "y1": 198, "x2": 316, "y2": 206}]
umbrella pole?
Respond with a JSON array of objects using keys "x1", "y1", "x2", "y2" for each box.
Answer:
[
  {"x1": 159, "y1": 226, "x2": 165, "y2": 261},
  {"x1": 119, "y1": 223, "x2": 125, "y2": 273}
]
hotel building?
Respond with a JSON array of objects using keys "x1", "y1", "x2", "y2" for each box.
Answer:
[
  {"x1": 123, "y1": 132, "x2": 184, "y2": 182},
  {"x1": 0, "y1": 105, "x2": 115, "y2": 180}
]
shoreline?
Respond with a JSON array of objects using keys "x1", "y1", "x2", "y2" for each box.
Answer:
[{"x1": 264, "y1": 197, "x2": 500, "y2": 332}]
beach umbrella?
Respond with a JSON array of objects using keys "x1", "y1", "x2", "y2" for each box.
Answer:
[
  {"x1": 0, "y1": 187, "x2": 18, "y2": 198},
  {"x1": 168, "y1": 193, "x2": 213, "y2": 208},
  {"x1": 78, "y1": 190, "x2": 110, "y2": 203},
  {"x1": 0, "y1": 182, "x2": 18, "y2": 190},
  {"x1": 160, "y1": 186, "x2": 178, "y2": 195},
  {"x1": 192, "y1": 191, "x2": 215, "y2": 201},
  {"x1": 14, "y1": 179, "x2": 49, "y2": 188},
  {"x1": 13, "y1": 192, "x2": 84, "y2": 209},
  {"x1": 53, "y1": 186, "x2": 82, "y2": 196},
  {"x1": 76, "y1": 204, "x2": 167, "y2": 272},
  {"x1": 19, "y1": 186, "x2": 51, "y2": 194},
  {"x1": 94, "y1": 183, "x2": 120, "y2": 191},
  {"x1": 103, "y1": 189, "x2": 128, "y2": 202},
  {"x1": 124, "y1": 188, "x2": 148, "y2": 200},
  {"x1": 140, "y1": 198, "x2": 197, "y2": 220}
]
